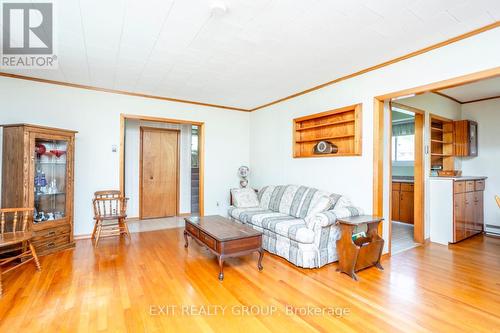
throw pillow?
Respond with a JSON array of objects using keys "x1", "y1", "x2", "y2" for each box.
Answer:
[
  {"x1": 304, "y1": 195, "x2": 333, "y2": 226},
  {"x1": 231, "y1": 188, "x2": 260, "y2": 208}
]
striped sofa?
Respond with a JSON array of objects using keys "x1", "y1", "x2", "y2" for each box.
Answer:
[{"x1": 228, "y1": 185, "x2": 362, "y2": 268}]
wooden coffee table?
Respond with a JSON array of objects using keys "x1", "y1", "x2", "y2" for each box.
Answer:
[{"x1": 184, "y1": 215, "x2": 264, "y2": 281}]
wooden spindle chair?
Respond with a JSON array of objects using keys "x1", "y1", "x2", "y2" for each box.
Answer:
[
  {"x1": 0, "y1": 208, "x2": 41, "y2": 297},
  {"x1": 92, "y1": 191, "x2": 130, "y2": 247}
]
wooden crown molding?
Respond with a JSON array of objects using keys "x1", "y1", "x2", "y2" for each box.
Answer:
[
  {"x1": 462, "y1": 94, "x2": 500, "y2": 104},
  {"x1": 0, "y1": 22, "x2": 498, "y2": 113},
  {"x1": 434, "y1": 91, "x2": 500, "y2": 104},
  {"x1": 0, "y1": 72, "x2": 251, "y2": 112},
  {"x1": 433, "y1": 91, "x2": 464, "y2": 104},
  {"x1": 250, "y1": 21, "x2": 500, "y2": 111}
]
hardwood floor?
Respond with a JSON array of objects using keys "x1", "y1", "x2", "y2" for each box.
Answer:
[{"x1": 1, "y1": 229, "x2": 499, "y2": 332}]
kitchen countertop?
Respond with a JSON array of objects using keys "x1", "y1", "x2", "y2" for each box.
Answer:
[{"x1": 430, "y1": 176, "x2": 487, "y2": 181}]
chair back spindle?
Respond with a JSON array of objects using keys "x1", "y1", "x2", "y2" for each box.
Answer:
[
  {"x1": 0, "y1": 208, "x2": 33, "y2": 235},
  {"x1": 0, "y1": 207, "x2": 40, "y2": 297},
  {"x1": 91, "y1": 190, "x2": 130, "y2": 246},
  {"x1": 1, "y1": 212, "x2": 4, "y2": 235}
]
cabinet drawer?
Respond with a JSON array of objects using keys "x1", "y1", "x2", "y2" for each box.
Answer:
[
  {"x1": 475, "y1": 180, "x2": 485, "y2": 191},
  {"x1": 186, "y1": 223, "x2": 199, "y2": 237},
  {"x1": 392, "y1": 182, "x2": 401, "y2": 191},
  {"x1": 32, "y1": 234, "x2": 70, "y2": 254},
  {"x1": 454, "y1": 181, "x2": 465, "y2": 193},
  {"x1": 401, "y1": 183, "x2": 414, "y2": 192},
  {"x1": 32, "y1": 224, "x2": 70, "y2": 242},
  {"x1": 199, "y1": 231, "x2": 217, "y2": 251},
  {"x1": 465, "y1": 181, "x2": 475, "y2": 192}
]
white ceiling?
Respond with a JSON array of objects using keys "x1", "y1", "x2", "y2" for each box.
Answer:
[
  {"x1": 1, "y1": 0, "x2": 500, "y2": 109},
  {"x1": 438, "y1": 76, "x2": 500, "y2": 103}
]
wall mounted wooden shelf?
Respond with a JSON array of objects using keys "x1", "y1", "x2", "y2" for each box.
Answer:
[
  {"x1": 293, "y1": 104, "x2": 362, "y2": 158},
  {"x1": 430, "y1": 116, "x2": 454, "y2": 172}
]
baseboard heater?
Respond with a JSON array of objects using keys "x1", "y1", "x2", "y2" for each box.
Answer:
[{"x1": 485, "y1": 224, "x2": 500, "y2": 236}]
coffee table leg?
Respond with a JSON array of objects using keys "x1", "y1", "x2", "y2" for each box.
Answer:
[
  {"x1": 184, "y1": 230, "x2": 189, "y2": 248},
  {"x1": 257, "y1": 248, "x2": 264, "y2": 271},
  {"x1": 218, "y1": 256, "x2": 224, "y2": 281}
]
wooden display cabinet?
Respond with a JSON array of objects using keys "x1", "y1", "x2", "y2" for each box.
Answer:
[{"x1": 1, "y1": 124, "x2": 77, "y2": 255}]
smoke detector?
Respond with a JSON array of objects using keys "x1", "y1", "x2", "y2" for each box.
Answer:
[{"x1": 211, "y1": 1, "x2": 227, "y2": 16}]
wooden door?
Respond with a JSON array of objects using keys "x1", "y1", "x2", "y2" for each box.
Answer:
[
  {"x1": 392, "y1": 190, "x2": 400, "y2": 222},
  {"x1": 454, "y1": 193, "x2": 466, "y2": 242},
  {"x1": 140, "y1": 127, "x2": 179, "y2": 219},
  {"x1": 399, "y1": 190, "x2": 414, "y2": 224}
]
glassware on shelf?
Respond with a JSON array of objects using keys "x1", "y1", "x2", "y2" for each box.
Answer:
[
  {"x1": 47, "y1": 179, "x2": 58, "y2": 194},
  {"x1": 33, "y1": 138, "x2": 68, "y2": 223}
]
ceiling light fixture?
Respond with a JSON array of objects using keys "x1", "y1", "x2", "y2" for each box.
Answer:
[
  {"x1": 211, "y1": 1, "x2": 228, "y2": 16},
  {"x1": 392, "y1": 93, "x2": 416, "y2": 101}
]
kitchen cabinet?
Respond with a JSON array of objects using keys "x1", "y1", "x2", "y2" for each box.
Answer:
[
  {"x1": 454, "y1": 120, "x2": 478, "y2": 157},
  {"x1": 392, "y1": 182, "x2": 414, "y2": 224},
  {"x1": 430, "y1": 177, "x2": 485, "y2": 245}
]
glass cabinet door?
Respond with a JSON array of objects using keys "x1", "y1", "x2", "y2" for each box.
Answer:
[{"x1": 33, "y1": 138, "x2": 68, "y2": 223}]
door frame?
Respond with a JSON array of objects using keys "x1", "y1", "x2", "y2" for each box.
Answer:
[
  {"x1": 139, "y1": 126, "x2": 180, "y2": 220},
  {"x1": 373, "y1": 66, "x2": 500, "y2": 255},
  {"x1": 389, "y1": 102, "x2": 425, "y2": 251},
  {"x1": 120, "y1": 114, "x2": 205, "y2": 217}
]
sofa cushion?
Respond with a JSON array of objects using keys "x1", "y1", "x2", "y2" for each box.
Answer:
[
  {"x1": 305, "y1": 206, "x2": 364, "y2": 229},
  {"x1": 228, "y1": 206, "x2": 266, "y2": 221},
  {"x1": 231, "y1": 188, "x2": 259, "y2": 208},
  {"x1": 230, "y1": 207, "x2": 315, "y2": 244},
  {"x1": 264, "y1": 218, "x2": 315, "y2": 244},
  {"x1": 258, "y1": 185, "x2": 339, "y2": 218},
  {"x1": 306, "y1": 195, "x2": 334, "y2": 219}
]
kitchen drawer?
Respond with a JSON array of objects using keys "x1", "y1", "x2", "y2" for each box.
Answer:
[
  {"x1": 475, "y1": 180, "x2": 485, "y2": 191},
  {"x1": 32, "y1": 224, "x2": 70, "y2": 242},
  {"x1": 199, "y1": 231, "x2": 217, "y2": 251},
  {"x1": 466, "y1": 181, "x2": 475, "y2": 192},
  {"x1": 32, "y1": 234, "x2": 70, "y2": 254},
  {"x1": 186, "y1": 223, "x2": 199, "y2": 237},
  {"x1": 401, "y1": 183, "x2": 414, "y2": 192},
  {"x1": 454, "y1": 181, "x2": 465, "y2": 194},
  {"x1": 392, "y1": 182, "x2": 401, "y2": 191}
]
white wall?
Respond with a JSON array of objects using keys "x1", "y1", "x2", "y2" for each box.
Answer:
[
  {"x1": 0, "y1": 78, "x2": 250, "y2": 236},
  {"x1": 397, "y1": 92, "x2": 462, "y2": 238},
  {"x1": 461, "y1": 98, "x2": 500, "y2": 233},
  {"x1": 124, "y1": 120, "x2": 193, "y2": 218},
  {"x1": 1, "y1": 27, "x2": 499, "y2": 245},
  {"x1": 250, "y1": 27, "x2": 500, "y2": 249}
]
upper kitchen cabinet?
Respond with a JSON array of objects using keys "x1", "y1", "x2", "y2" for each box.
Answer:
[{"x1": 454, "y1": 120, "x2": 478, "y2": 157}]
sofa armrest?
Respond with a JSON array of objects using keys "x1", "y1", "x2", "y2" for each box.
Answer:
[{"x1": 306, "y1": 206, "x2": 363, "y2": 229}]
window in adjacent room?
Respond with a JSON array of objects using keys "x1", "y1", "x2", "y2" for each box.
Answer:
[{"x1": 392, "y1": 134, "x2": 415, "y2": 162}]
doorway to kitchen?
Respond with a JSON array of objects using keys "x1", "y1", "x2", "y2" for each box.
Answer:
[{"x1": 390, "y1": 103, "x2": 424, "y2": 254}]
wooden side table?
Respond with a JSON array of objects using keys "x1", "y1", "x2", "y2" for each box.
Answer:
[{"x1": 336, "y1": 215, "x2": 384, "y2": 281}]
